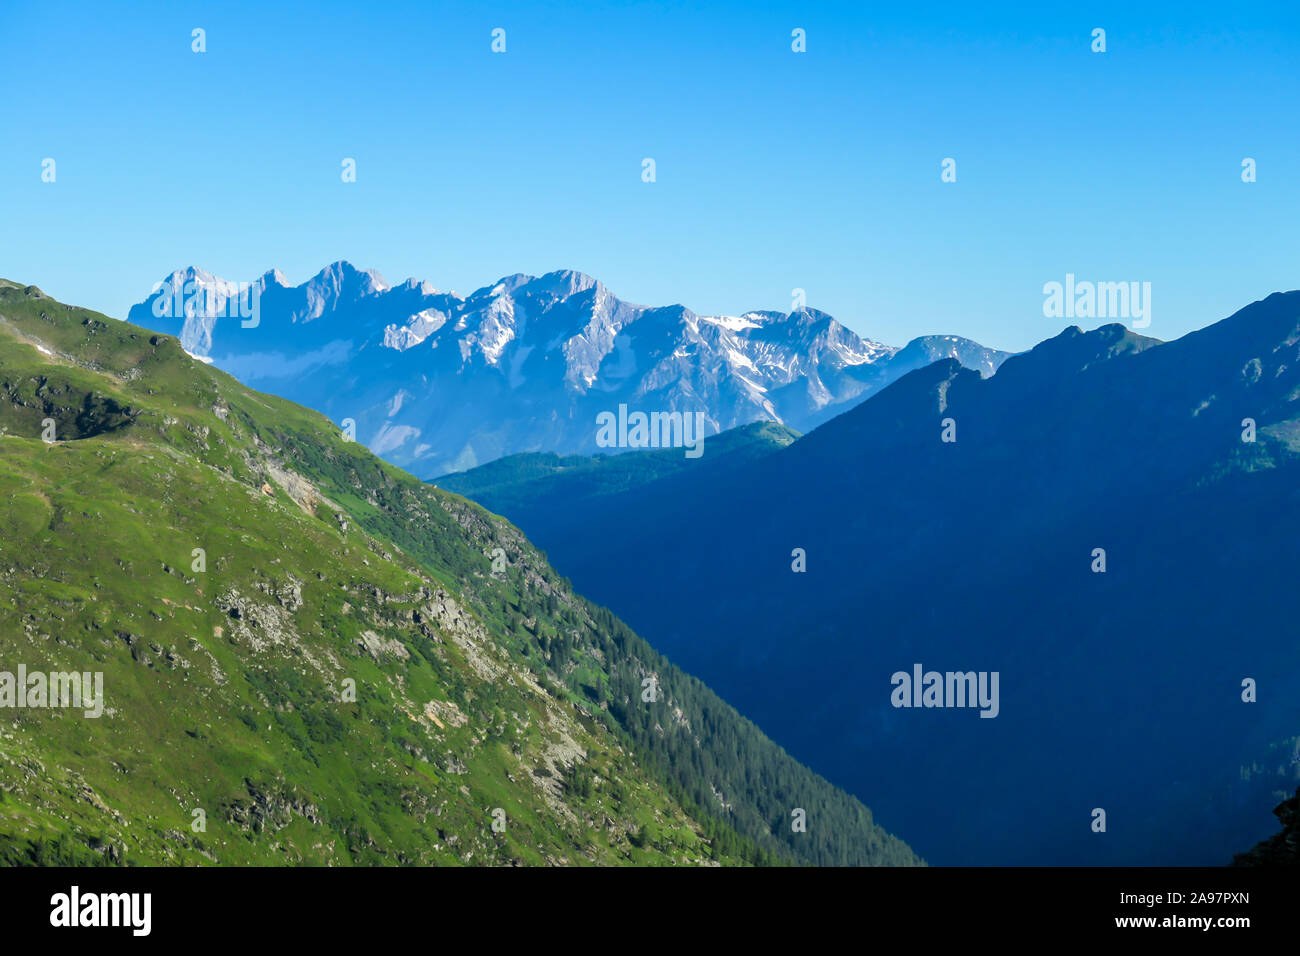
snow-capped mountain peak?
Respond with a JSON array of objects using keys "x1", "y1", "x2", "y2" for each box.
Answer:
[{"x1": 129, "y1": 263, "x2": 1012, "y2": 477}]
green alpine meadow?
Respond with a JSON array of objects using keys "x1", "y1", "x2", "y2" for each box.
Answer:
[{"x1": 0, "y1": 279, "x2": 920, "y2": 867}]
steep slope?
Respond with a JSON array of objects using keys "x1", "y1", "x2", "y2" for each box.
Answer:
[
  {"x1": 129, "y1": 263, "x2": 1009, "y2": 477},
  {"x1": 0, "y1": 279, "x2": 919, "y2": 867},
  {"x1": 440, "y1": 295, "x2": 1300, "y2": 865}
]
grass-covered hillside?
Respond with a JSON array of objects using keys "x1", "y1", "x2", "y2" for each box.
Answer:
[
  {"x1": 0, "y1": 279, "x2": 919, "y2": 867},
  {"x1": 436, "y1": 421, "x2": 795, "y2": 504},
  {"x1": 434, "y1": 420, "x2": 798, "y2": 518}
]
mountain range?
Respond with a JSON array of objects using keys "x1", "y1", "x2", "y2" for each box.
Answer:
[
  {"x1": 35, "y1": 262, "x2": 1299, "y2": 867},
  {"x1": 0, "y1": 278, "x2": 919, "y2": 867},
  {"x1": 128, "y1": 262, "x2": 1010, "y2": 477},
  {"x1": 438, "y1": 294, "x2": 1300, "y2": 865}
]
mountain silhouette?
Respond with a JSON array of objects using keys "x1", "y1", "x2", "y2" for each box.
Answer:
[{"x1": 441, "y1": 292, "x2": 1300, "y2": 864}]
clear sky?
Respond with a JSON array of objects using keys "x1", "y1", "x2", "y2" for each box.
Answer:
[{"x1": 2, "y1": 0, "x2": 1297, "y2": 352}]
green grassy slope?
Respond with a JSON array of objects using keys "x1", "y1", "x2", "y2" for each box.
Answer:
[
  {"x1": 433, "y1": 421, "x2": 799, "y2": 518},
  {"x1": 0, "y1": 280, "x2": 919, "y2": 867}
]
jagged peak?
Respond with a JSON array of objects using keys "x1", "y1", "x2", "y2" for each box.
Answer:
[
  {"x1": 479, "y1": 273, "x2": 536, "y2": 298},
  {"x1": 309, "y1": 260, "x2": 390, "y2": 294},
  {"x1": 527, "y1": 269, "x2": 602, "y2": 299},
  {"x1": 397, "y1": 277, "x2": 443, "y2": 296}
]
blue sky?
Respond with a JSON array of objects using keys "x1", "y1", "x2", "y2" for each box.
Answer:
[{"x1": 2, "y1": 0, "x2": 1297, "y2": 352}]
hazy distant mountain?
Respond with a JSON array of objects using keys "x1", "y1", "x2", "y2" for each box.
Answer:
[
  {"x1": 129, "y1": 262, "x2": 1010, "y2": 477},
  {"x1": 440, "y1": 292, "x2": 1300, "y2": 865}
]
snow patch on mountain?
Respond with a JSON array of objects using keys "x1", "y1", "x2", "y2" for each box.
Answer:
[{"x1": 128, "y1": 261, "x2": 1014, "y2": 478}]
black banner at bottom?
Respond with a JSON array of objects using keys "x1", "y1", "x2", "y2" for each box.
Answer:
[{"x1": 0, "y1": 865, "x2": 1284, "y2": 943}]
